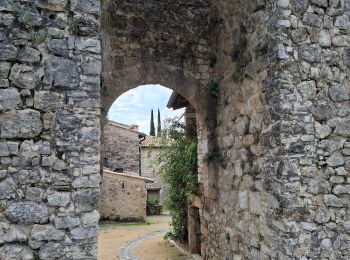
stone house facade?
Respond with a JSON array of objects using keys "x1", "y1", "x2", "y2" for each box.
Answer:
[
  {"x1": 140, "y1": 137, "x2": 167, "y2": 204},
  {"x1": 103, "y1": 120, "x2": 145, "y2": 174},
  {"x1": 99, "y1": 169, "x2": 153, "y2": 221},
  {"x1": 1, "y1": 0, "x2": 350, "y2": 259}
]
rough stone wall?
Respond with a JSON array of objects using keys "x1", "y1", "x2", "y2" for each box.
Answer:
[
  {"x1": 1, "y1": 0, "x2": 349, "y2": 259},
  {"x1": 0, "y1": 0, "x2": 101, "y2": 258},
  {"x1": 103, "y1": 121, "x2": 141, "y2": 173},
  {"x1": 140, "y1": 147, "x2": 167, "y2": 204},
  {"x1": 203, "y1": 0, "x2": 350, "y2": 259},
  {"x1": 99, "y1": 170, "x2": 147, "y2": 221}
]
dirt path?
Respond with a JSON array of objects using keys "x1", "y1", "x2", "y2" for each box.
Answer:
[{"x1": 98, "y1": 215, "x2": 191, "y2": 260}]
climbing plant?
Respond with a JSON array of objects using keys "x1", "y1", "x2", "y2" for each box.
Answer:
[{"x1": 154, "y1": 118, "x2": 198, "y2": 241}]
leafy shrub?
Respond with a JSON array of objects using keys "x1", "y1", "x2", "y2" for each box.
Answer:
[{"x1": 154, "y1": 118, "x2": 198, "y2": 241}]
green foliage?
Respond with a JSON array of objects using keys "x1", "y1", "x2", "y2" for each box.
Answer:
[
  {"x1": 164, "y1": 231, "x2": 175, "y2": 240},
  {"x1": 209, "y1": 54, "x2": 217, "y2": 68},
  {"x1": 146, "y1": 198, "x2": 159, "y2": 207},
  {"x1": 157, "y1": 108, "x2": 162, "y2": 137},
  {"x1": 150, "y1": 109, "x2": 155, "y2": 136},
  {"x1": 155, "y1": 118, "x2": 198, "y2": 241},
  {"x1": 225, "y1": 232, "x2": 230, "y2": 241}
]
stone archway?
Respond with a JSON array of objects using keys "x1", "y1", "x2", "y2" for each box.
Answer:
[
  {"x1": 1, "y1": 0, "x2": 350, "y2": 259},
  {"x1": 99, "y1": 2, "x2": 213, "y2": 255}
]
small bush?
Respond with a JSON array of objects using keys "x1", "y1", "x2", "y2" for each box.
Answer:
[{"x1": 155, "y1": 118, "x2": 198, "y2": 241}]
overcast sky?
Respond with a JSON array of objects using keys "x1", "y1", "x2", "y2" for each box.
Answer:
[{"x1": 108, "y1": 84, "x2": 185, "y2": 134}]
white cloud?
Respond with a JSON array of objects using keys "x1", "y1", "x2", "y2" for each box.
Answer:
[{"x1": 108, "y1": 84, "x2": 187, "y2": 134}]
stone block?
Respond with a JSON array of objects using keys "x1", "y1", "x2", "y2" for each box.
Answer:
[
  {"x1": 30, "y1": 224, "x2": 65, "y2": 241},
  {"x1": 0, "y1": 109, "x2": 42, "y2": 139},
  {"x1": 47, "y1": 192, "x2": 70, "y2": 207},
  {"x1": 17, "y1": 47, "x2": 41, "y2": 63},
  {"x1": 53, "y1": 216, "x2": 80, "y2": 229},
  {"x1": 38, "y1": 242, "x2": 65, "y2": 259},
  {"x1": 0, "y1": 61, "x2": 11, "y2": 78},
  {"x1": 70, "y1": 0, "x2": 100, "y2": 15},
  {"x1": 73, "y1": 189, "x2": 99, "y2": 212},
  {"x1": 0, "y1": 245, "x2": 34, "y2": 260},
  {"x1": 329, "y1": 84, "x2": 349, "y2": 101},
  {"x1": 0, "y1": 88, "x2": 21, "y2": 111},
  {"x1": 70, "y1": 227, "x2": 97, "y2": 240},
  {"x1": 82, "y1": 211, "x2": 100, "y2": 227},
  {"x1": 0, "y1": 45, "x2": 17, "y2": 61},
  {"x1": 0, "y1": 177, "x2": 16, "y2": 199},
  {"x1": 324, "y1": 195, "x2": 343, "y2": 207},
  {"x1": 9, "y1": 64, "x2": 38, "y2": 89},
  {"x1": 34, "y1": 91, "x2": 63, "y2": 110},
  {"x1": 36, "y1": 0, "x2": 68, "y2": 11},
  {"x1": 44, "y1": 56, "x2": 79, "y2": 88},
  {"x1": 5, "y1": 202, "x2": 49, "y2": 224}
]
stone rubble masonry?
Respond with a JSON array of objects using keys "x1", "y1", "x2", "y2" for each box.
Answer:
[
  {"x1": 103, "y1": 120, "x2": 142, "y2": 173},
  {"x1": 99, "y1": 170, "x2": 149, "y2": 221},
  {"x1": 140, "y1": 145, "x2": 168, "y2": 204},
  {"x1": 1, "y1": 0, "x2": 350, "y2": 259},
  {"x1": 0, "y1": 0, "x2": 101, "y2": 258}
]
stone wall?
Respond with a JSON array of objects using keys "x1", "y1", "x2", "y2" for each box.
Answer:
[
  {"x1": 103, "y1": 121, "x2": 142, "y2": 173},
  {"x1": 99, "y1": 170, "x2": 148, "y2": 221},
  {"x1": 0, "y1": 0, "x2": 101, "y2": 258},
  {"x1": 1, "y1": 0, "x2": 350, "y2": 259},
  {"x1": 202, "y1": 0, "x2": 350, "y2": 259},
  {"x1": 140, "y1": 146, "x2": 167, "y2": 204}
]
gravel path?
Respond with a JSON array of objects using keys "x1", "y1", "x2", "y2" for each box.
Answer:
[{"x1": 118, "y1": 230, "x2": 166, "y2": 260}]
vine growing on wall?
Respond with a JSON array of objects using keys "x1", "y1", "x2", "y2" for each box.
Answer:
[{"x1": 154, "y1": 118, "x2": 198, "y2": 241}]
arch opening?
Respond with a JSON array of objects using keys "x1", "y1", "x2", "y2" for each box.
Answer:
[{"x1": 98, "y1": 84, "x2": 206, "y2": 257}]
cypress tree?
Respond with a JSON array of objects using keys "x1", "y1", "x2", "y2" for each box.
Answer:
[
  {"x1": 157, "y1": 108, "x2": 162, "y2": 137},
  {"x1": 150, "y1": 109, "x2": 155, "y2": 136}
]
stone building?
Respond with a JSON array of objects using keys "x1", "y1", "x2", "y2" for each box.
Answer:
[
  {"x1": 99, "y1": 169, "x2": 153, "y2": 221},
  {"x1": 103, "y1": 120, "x2": 145, "y2": 174},
  {"x1": 1, "y1": 0, "x2": 350, "y2": 259},
  {"x1": 140, "y1": 136, "x2": 167, "y2": 204}
]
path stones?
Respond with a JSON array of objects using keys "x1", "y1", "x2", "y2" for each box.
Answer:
[{"x1": 5, "y1": 203, "x2": 49, "y2": 224}]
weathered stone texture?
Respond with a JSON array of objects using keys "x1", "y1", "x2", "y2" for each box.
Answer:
[
  {"x1": 140, "y1": 145, "x2": 168, "y2": 204},
  {"x1": 103, "y1": 121, "x2": 141, "y2": 173},
  {"x1": 1, "y1": 0, "x2": 350, "y2": 258},
  {"x1": 0, "y1": 0, "x2": 101, "y2": 258},
  {"x1": 99, "y1": 170, "x2": 148, "y2": 221}
]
